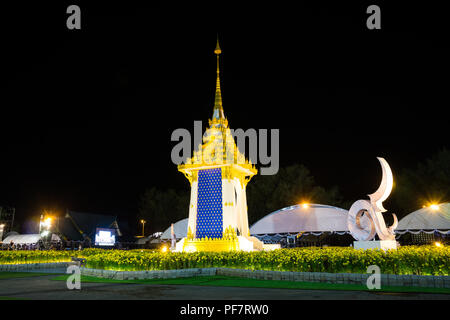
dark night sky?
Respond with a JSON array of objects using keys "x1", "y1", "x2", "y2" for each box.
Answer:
[{"x1": 2, "y1": 2, "x2": 449, "y2": 234}]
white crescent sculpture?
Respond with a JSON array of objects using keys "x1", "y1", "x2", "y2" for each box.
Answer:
[
  {"x1": 347, "y1": 157, "x2": 398, "y2": 241},
  {"x1": 368, "y1": 157, "x2": 393, "y2": 213}
]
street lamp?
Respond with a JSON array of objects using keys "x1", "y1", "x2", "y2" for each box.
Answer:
[
  {"x1": 430, "y1": 204, "x2": 440, "y2": 211},
  {"x1": 39, "y1": 214, "x2": 52, "y2": 236},
  {"x1": 140, "y1": 219, "x2": 146, "y2": 237}
]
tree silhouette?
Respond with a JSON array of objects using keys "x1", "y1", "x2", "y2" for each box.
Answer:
[
  {"x1": 138, "y1": 187, "x2": 189, "y2": 233},
  {"x1": 393, "y1": 148, "x2": 450, "y2": 216}
]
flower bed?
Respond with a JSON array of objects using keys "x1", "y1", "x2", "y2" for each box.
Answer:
[
  {"x1": 82, "y1": 246, "x2": 449, "y2": 275},
  {"x1": 1, "y1": 246, "x2": 448, "y2": 275},
  {"x1": 0, "y1": 250, "x2": 74, "y2": 264}
]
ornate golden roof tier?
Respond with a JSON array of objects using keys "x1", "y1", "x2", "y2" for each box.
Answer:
[{"x1": 178, "y1": 116, "x2": 257, "y2": 183}]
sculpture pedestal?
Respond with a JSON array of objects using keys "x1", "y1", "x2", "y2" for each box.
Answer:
[{"x1": 353, "y1": 240, "x2": 397, "y2": 251}]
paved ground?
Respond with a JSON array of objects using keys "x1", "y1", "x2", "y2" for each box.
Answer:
[{"x1": 0, "y1": 273, "x2": 449, "y2": 300}]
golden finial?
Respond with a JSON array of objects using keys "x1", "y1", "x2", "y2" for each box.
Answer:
[
  {"x1": 212, "y1": 36, "x2": 225, "y2": 121},
  {"x1": 214, "y1": 36, "x2": 221, "y2": 55}
]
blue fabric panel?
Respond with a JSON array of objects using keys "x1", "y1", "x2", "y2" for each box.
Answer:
[{"x1": 196, "y1": 168, "x2": 223, "y2": 238}]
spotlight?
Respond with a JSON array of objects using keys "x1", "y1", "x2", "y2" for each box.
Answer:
[{"x1": 430, "y1": 204, "x2": 439, "y2": 211}]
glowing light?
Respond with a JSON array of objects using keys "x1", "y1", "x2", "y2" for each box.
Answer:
[
  {"x1": 40, "y1": 217, "x2": 52, "y2": 229},
  {"x1": 435, "y1": 242, "x2": 443, "y2": 247},
  {"x1": 430, "y1": 204, "x2": 440, "y2": 211},
  {"x1": 139, "y1": 219, "x2": 146, "y2": 237},
  {"x1": 301, "y1": 203, "x2": 309, "y2": 209},
  {"x1": 161, "y1": 245, "x2": 168, "y2": 253}
]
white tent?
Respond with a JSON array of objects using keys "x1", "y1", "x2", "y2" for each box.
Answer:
[
  {"x1": 2, "y1": 234, "x2": 42, "y2": 244},
  {"x1": 136, "y1": 232, "x2": 164, "y2": 244},
  {"x1": 396, "y1": 203, "x2": 450, "y2": 234},
  {"x1": 250, "y1": 204, "x2": 349, "y2": 236},
  {"x1": 1, "y1": 233, "x2": 61, "y2": 245},
  {"x1": 161, "y1": 218, "x2": 188, "y2": 240}
]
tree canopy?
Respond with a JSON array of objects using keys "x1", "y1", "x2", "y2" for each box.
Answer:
[
  {"x1": 392, "y1": 148, "x2": 450, "y2": 215},
  {"x1": 138, "y1": 187, "x2": 189, "y2": 233}
]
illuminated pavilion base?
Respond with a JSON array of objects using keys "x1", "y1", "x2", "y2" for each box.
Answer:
[
  {"x1": 175, "y1": 236, "x2": 263, "y2": 252},
  {"x1": 353, "y1": 240, "x2": 397, "y2": 251}
]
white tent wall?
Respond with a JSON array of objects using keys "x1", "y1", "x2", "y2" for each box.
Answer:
[
  {"x1": 2, "y1": 233, "x2": 62, "y2": 245},
  {"x1": 161, "y1": 218, "x2": 188, "y2": 240},
  {"x1": 250, "y1": 204, "x2": 349, "y2": 236},
  {"x1": 2, "y1": 234, "x2": 42, "y2": 244},
  {"x1": 396, "y1": 203, "x2": 450, "y2": 234}
]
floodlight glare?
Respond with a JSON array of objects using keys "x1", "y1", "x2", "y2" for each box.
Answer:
[{"x1": 430, "y1": 204, "x2": 439, "y2": 211}]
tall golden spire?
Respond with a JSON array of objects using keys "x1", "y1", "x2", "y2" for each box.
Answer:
[{"x1": 212, "y1": 37, "x2": 225, "y2": 121}]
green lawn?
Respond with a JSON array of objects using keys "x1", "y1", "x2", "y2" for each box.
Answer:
[
  {"x1": 0, "y1": 272, "x2": 59, "y2": 280},
  {"x1": 0, "y1": 296, "x2": 28, "y2": 300},
  {"x1": 51, "y1": 274, "x2": 450, "y2": 295}
]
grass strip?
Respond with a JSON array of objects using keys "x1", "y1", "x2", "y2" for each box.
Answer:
[
  {"x1": 0, "y1": 272, "x2": 58, "y2": 280},
  {"x1": 51, "y1": 274, "x2": 450, "y2": 294}
]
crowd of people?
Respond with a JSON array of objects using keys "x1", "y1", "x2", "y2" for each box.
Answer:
[
  {"x1": 0, "y1": 239, "x2": 149, "y2": 250},
  {"x1": 0, "y1": 239, "x2": 91, "y2": 251}
]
